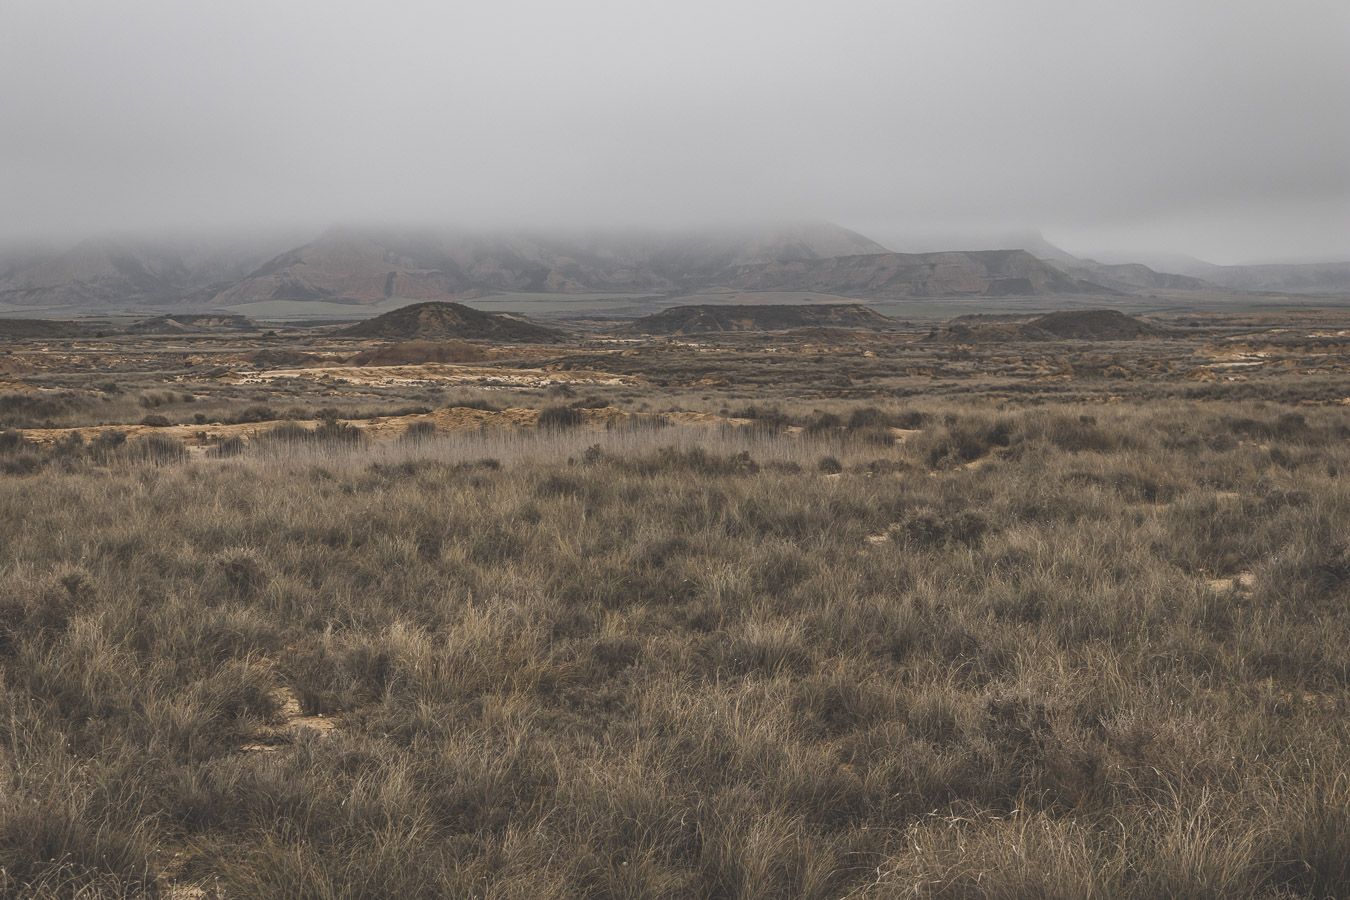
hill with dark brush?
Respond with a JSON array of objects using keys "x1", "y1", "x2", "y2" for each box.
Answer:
[
  {"x1": 1030, "y1": 309, "x2": 1170, "y2": 339},
  {"x1": 928, "y1": 309, "x2": 1170, "y2": 342},
  {"x1": 726, "y1": 250, "x2": 1112, "y2": 298},
  {"x1": 626, "y1": 303, "x2": 894, "y2": 335},
  {"x1": 338, "y1": 302, "x2": 564, "y2": 342}
]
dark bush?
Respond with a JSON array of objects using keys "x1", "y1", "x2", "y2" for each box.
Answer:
[
  {"x1": 846, "y1": 407, "x2": 892, "y2": 429},
  {"x1": 208, "y1": 436, "x2": 247, "y2": 458},
  {"x1": 313, "y1": 420, "x2": 365, "y2": 447},
  {"x1": 0, "y1": 429, "x2": 31, "y2": 454},
  {"x1": 401, "y1": 420, "x2": 439, "y2": 442},
  {"x1": 805, "y1": 411, "x2": 843, "y2": 433},
  {"x1": 129, "y1": 434, "x2": 187, "y2": 465},
  {"x1": 893, "y1": 509, "x2": 990, "y2": 548},
  {"x1": 88, "y1": 430, "x2": 128, "y2": 462},
  {"x1": 229, "y1": 405, "x2": 278, "y2": 424},
  {"x1": 538, "y1": 406, "x2": 583, "y2": 430},
  {"x1": 140, "y1": 413, "x2": 172, "y2": 427}
]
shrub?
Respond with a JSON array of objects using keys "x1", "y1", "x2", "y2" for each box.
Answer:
[
  {"x1": 400, "y1": 420, "x2": 439, "y2": 442},
  {"x1": 208, "y1": 436, "x2": 247, "y2": 458},
  {"x1": 137, "y1": 391, "x2": 178, "y2": 408},
  {"x1": 229, "y1": 405, "x2": 278, "y2": 424},
  {"x1": 129, "y1": 434, "x2": 187, "y2": 465},
  {"x1": 805, "y1": 411, "x2": 842, "y2": 433},
  {"x1": 88, "y1": 430, "x2": 128, "y2": 463},
  {"x1": 140, "y1": 413, "x2": 172, "y2": 427},
  {"x1": 846, "y1": 407, "x2": 892, "y2": 429},
  {"x1": 892, "y1": 508, "x2": 990, "y2": 548},
  {"x1": 538, "y1": 406, "x2": 583, "y2": 430},
  {"x1": 730, "y1": 404, "x2": 793, "y2": 428},
  {"x1": 918, "y1": 417, "x2": 1013, "y2": 467},
  {"x1": 0, "y1": 429, "x2": 31, "y2": 455},
  {"x1": 313, "y1": 420, "x2": 365, "y2": 447}
]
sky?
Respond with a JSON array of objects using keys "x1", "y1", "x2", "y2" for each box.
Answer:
[{"x1": 1, "y1": 0, "x2": 1347, "y2": 265}]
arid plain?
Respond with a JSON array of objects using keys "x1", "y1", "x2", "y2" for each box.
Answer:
[{"x1": 1, "y1": 299, "x2": 1348, "y2": 897}]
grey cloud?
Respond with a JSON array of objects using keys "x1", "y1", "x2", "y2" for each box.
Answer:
[{"x1": 1, "y1": 0, "x2": 1347, "y2": 263}]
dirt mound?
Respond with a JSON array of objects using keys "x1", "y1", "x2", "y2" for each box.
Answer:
[
  {"x1": 339, "y1": 302, "x2": 564, "y2": 343},
  {"x1": 0, "y1": 318, "x2": 89, "y2": 339},
  {"x1": 1030, "y1": 309, "x2": 1170, "y2": 340},
  {"x1": 928, "y1": 309, "x2": 1169, "y2": 343},
  {"x1": 627, "y1": 303, "x2": 894, "y2": 335},
  {"x1": 349, "y1": 340, "x2": 496, "y2": 366}
]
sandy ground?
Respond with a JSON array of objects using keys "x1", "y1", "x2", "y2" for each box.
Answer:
[{"x1": 225, "y1": 362, "x2": 638, "y2": 388}]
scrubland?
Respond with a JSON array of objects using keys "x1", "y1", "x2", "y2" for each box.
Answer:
[{"x1": 1, "y1": 387, "x2": 1348, "y2": 897}]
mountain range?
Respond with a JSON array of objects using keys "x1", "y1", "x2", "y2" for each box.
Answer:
[{"x1": 1, "y1": 223, "x2": 1346, "y2": 315}]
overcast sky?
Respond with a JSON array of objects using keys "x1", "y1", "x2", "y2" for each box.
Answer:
[{"x1": 2, "y1": 0, "x2": 1347, "y2": 264}]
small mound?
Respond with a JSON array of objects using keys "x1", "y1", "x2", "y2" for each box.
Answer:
[
  {"x1": 627, "y1": 303, "x2": 894, "y2": 335},
  {"x1": 1029, "y1": 309, "x2": 1169, "y2": 340},
  {"x1": 0, "y1": 318, "x2": 89, "y2": 339},
  {"x1": 339, "y1": 302, "x2": 564, "y2": 343},
  {"x1": 927, "y1": 309, "x2": 1169, "y2": 343},
  {"x1": 349, "y1": 340, "x2": 495, "y2": 366}
]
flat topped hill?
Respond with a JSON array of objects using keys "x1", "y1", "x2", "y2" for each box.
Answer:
[
  {"x1": 627, "y1": 303, "x2": 895, "y2": 335},
  {"x1": 338, "y1": 302, "x2": 564, "y2": 343},
  {"x1": 929, "y1": 308, "x2": 1170, "y2": 343},
  {"x1": 126, "y1": 313, "x2": 255, "y2": 334}
]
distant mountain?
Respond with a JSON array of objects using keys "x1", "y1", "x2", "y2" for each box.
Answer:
[
  {"x1": 1053, "y1": 261, "x2": 1213, "y2": 292},
  {"x1": 990, "y1": 235, "x2": 1216, "y2": 292},
  {"x1": 1076, "y1": 251, "x2": 1350, "y2": 295},
  {"x1": 24, "y1": 221, "x2": 1337, "y2": 315},
  {"x1": 626, "y1": 303, "x2": 894, "y2": 335},
  {"x1": 337, "y1": 301, "x2": 564, "y2": 342},
  {"x1": 211, "y1": 223, "x2": 891, "y2": 307},
  {"x1": 0, "y1": 237, "x2": 187, "y2": 309},
  {"x1": 1183, "y1": 261, "x2": 1350, "y2": 294},
  {"x1": 0, "y1": 233, "x2": 297, "y2": 311},
  {"x1": 726, "y1": 250, "x2": 1111, "y2": 298}
]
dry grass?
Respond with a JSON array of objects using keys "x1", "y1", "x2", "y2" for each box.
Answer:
[{"x1": 0, "y1": 397, "x2": 1347, "y2": 897}]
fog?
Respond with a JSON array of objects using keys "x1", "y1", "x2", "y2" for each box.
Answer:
[{"x1": 2, "y1": 0, "x2": 1347, "y2": 264}]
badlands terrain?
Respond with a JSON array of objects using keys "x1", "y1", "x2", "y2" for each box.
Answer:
[{"x1": 0, "y1": 298, "x2": 1348, "y2": 897}]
